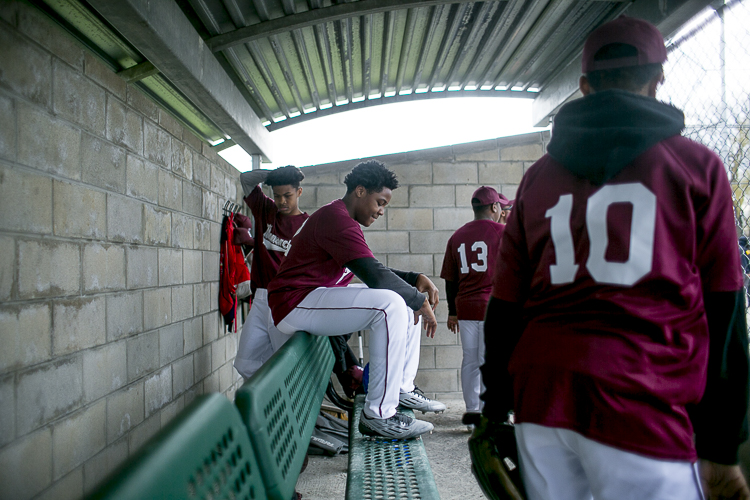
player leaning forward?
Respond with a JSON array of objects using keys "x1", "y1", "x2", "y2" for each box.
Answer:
[
  {"x1": 472, "y1": 16, "x2": 750, "y2": 500},
  {"x1": 267, "y1": 160, "x2": 446, "y2": 439}
]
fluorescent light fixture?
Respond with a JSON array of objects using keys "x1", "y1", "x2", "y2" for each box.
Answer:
[
  {"x1": 448, "y1": 85, "x2": 462, "y2": 91},
  {"x1": 399, "y1": 89, "x2": 413, "y2": 95},
  {"x1": 384, "y1": 90, "x2": 397, "y2": 97},
  {"x1": 352, "y1": 95, "x2": 366, "y2": 102},
  {"x1": 527, "y1": 87, "x2": 540, "y2": 93},
  {"x1": 495, "y1": 85, "x2": 508, "y2": 91},
  {"x1": 273, "y1": 115, "x2": 287, "y2": 122},
  {"x1": 208, "y1": 138, "x2": 225, "y2": 146},
  {"x1": 289, "y1": 111, "x2": 301, "y2": 118},
  {"x1": 480, "y1": 85, "x2": 493, "y2": 91},
  {"x1": 303, "y1": 107, "x2": 316, "y2": 114},
  {"x1": 431, "y1": 86, "x2": 446, "y2": 92},
  {"x1": 369, "y1": 93, "x2": 382, "y2": 99},
  {"x1": 510, "y1": 86, "x2": 525, "y2": 91},
  {"x1": 320, "y1": 102, "x2": 333, "y2": 109},
  {"x1": 415, "y1": 87, "x2": 429, "y2": 94},
  {"x1": 336, "y1": 99, "x2": 349, "y2": 106},
  {"x1": 464, "y1": 85, "x2": 478, "y2": 91},
  {"x1": 262, "y1": 120, "x2": 272, "y2": 126}
]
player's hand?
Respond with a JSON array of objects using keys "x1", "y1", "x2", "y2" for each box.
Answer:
[
  {"x1": 416, "y1": 298, "x2": 438, "y2": 338},
  {"x1": 699, "y1": 460, "x2": 750, "y2": 500},
  {"x1": 447, "y1": 315, "x2": 459, "y2": 334},
  {"x1": 415, "y1": 274, "x2": 439, "y2": 308}
]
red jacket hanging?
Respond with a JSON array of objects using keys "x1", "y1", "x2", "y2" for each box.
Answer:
[{"x1": 219, "y1": 213, "x2": 251, "y2": 331}]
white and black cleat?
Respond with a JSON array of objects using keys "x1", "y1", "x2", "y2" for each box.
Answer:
[{"x1": 398, "y1": 387, "x2": 447, "y2": 414}]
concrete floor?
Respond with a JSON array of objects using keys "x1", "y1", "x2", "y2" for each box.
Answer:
[{"x1": 296, "y1": 398, "x2": 485, "y2": 500}]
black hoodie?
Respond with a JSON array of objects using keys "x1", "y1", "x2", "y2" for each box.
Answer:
[{"x1": 547, "y1": 89, "x2": 685, "y2": 185}]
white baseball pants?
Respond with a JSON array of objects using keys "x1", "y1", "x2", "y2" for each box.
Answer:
[
  {"x1": 234, "y1": 289, "x2": 280, "y2": 379},
  {"x1": 515, "y1": 423, "x2": 704, "y2": 500},
  {"x1": 458, "y1": 319, "x2": 485, "y2": 412},
  {"x1": 275, "y1": 285, "x2": 421, "y2": 419}
]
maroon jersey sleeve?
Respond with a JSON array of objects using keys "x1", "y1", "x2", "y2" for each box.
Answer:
[{"x1": 440, "y1": 235, "x2": 458, "y2": 282}]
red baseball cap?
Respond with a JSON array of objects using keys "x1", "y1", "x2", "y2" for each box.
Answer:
[
  {"x1": 471, "y1": 186, "x2": 507, "y2": 206},
  {"x1": 582, "y1": 16, "x2": 667, "y2": 73}
]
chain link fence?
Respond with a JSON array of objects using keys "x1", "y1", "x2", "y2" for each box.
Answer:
[{"x1": 658, "y1": 0, "x2": 750, "y2": 308}]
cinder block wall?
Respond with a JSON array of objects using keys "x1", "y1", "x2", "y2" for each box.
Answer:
[
  {"x1": 295, "y1": 132, "x2": 550, "y2": 401},
  {"x1": 0, "y1": 4, "x2": 246, "y2": 499}
]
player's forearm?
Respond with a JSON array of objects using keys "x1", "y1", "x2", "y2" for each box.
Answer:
[
  {"x1": 346, "y1": 257, "x2": 424, "y2": 310},
  {"x1": 481, "y1": 296, "x2": 525, "y2": 421},
  {"x1": 445, "y1": 280, "x2": 458, "y2": 316},
  {"x1": 240, "y1": 170, "x2": 269, "y2": 197},
  {"x1": 388, "y1": 267, "x2": 421, "y2": 287},
  {"x1": 691, "y1": 289, "x2": 750, "y2": 464}
]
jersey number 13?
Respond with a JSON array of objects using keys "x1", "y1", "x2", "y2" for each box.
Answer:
[{"x1": 545, "y1": 182, "x2": 656, "y2": 287}]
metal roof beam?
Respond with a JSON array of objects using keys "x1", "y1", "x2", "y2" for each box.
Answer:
[
  {"x1": 206, "y1": 0, "x2": 480, "y2": 53},
  {"x1": 531, "y1": 0, "x2": 714, "y2": 127},
  {"x1": 88, "y1": 0, "x2": 273, "y2": 161}
]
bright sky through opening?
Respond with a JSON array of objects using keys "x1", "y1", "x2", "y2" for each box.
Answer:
[{"x1": 219, "y1": 97, "x2": 545, "y2": 172}]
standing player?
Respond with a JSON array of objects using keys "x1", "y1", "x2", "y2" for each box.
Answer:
[
  {"x1": 267, "y1": 160, "x2": 446, "y2": 439},
  {"x1": 440, "y1": 187, "x2": 506, "y2": 418},
  {"x1": 471, "y1": 16, "x2": 750, "y2": 500},
  {"x1": 499, "y1": 199, "x2": 513, "y2": 225},
  {"x1": 233, "y1": 166, "x2": 309, "y2": 379}
]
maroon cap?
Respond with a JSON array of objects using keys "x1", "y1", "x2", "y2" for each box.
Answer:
[
  {"x1": 582, "y1": 16, "x2": 667, "y2": 73},
  {"x1": 471, "y1": 186, "x2": 507, "y2": 206},
  {"x1": 501, "y1": 199, "x2": 514, "y2": 210}
]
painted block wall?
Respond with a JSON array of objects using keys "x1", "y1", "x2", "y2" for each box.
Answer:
[{"x1": 0, "y1": 3, "x2": 247, "y2": 498}]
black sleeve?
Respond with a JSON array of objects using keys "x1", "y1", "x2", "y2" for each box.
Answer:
[
  {"x1": 445, "y1": 280, "x2": 458, "y2": 316},
  {"x1": 690, "y1": 289, "x2": 750, "y2": 464},
  {"x1": 388, "y1": 268, "x2": 421, "y2": 287},
  {"x1": 239, "y1": 170, "x2": 268, "y2": 197},
  {"x1": 345, "y1": 257, "x2": 425, "y2": 311},
  {"x1": 480, "y1": 296, "x2": 526, "y2": 422}
]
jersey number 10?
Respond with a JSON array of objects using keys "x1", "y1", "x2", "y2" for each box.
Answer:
[{"x1": 545, "y1": 182, "x2": 656, "y2": 287}]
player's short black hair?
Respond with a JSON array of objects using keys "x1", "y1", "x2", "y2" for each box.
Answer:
[
  {"x1": 472, "y1": 199, "x2": 494, "y2": 215},
  {"x1": 586, "y1": 43, "x2": 663, "y2": 93},
  {"x1": 265, "y1": 165, "x2": 305, "y2": 188},
  {"x1": 343, "y1": 160, "x2": 399, "y2": 194}
]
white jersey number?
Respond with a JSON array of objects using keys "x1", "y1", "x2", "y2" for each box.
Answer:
[
  {"x1": 457, "y1": 241, "x2": 489, "y2": 274},
  {"x1": 545, "y1": 183, "x2": 656, "y2": 286}
]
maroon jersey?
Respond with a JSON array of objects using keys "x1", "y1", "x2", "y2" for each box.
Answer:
[
  {"x1": 244, "y1": 185, "x2": 308, "y2": 290},
  {"x1": 492, "y1": 135, "x2": 742, "y2": 461},
  {"x1": 441, "y1": 219, "x2": 505, "y2": 320},
  {"x1": 268, "y1": 199, "x2": 374, "y2": 324}
]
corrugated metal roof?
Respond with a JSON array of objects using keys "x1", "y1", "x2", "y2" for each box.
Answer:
[
  {"x1": 36, "y1": 0, "x2": 714, "y2": 158},
  {"x1": 184, "y1": 0, "x2": 628, "y2": 129}
]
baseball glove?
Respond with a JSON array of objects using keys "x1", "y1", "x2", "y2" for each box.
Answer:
[{"x1": 467, "y1": 413, "x2": 526, "y2": 500}]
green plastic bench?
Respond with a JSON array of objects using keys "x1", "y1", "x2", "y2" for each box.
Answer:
[
  {"x1": 89, "y1": 392, "x2": 266, "y2": 500},
  {"x1": 346, "y1": 395, "x2": 441, "y2": 500},
  {"x1": 235, "y1": 331, "x2": 335, "y2": 500}
]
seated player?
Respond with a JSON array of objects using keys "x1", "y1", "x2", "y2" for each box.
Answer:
[{"x1": 267, "y1": 160, "x2": 446, "y2": 439}]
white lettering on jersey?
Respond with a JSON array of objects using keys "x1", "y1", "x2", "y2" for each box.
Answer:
[
  {"x1": 336, "y1": 267, "x2": 352, "y2": 285},
  {"x1": 546, "y1": 182, "x2": 656, "y2": 286},
  {"x1": 457, "y1": 241, "x2": 489, "y2": 274},
  {"x1": 283, "y1": 218, "x2": 308, "y2": 256},
  {"x1": 263, "y1": 225, "x2": 292, "y2": 254}
]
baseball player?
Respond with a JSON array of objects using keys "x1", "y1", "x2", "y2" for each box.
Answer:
[
  {"x1": 440, "y1": 186, "x2": 506, "y2": 417},
  {"x1": 471, "y1": 16, "x2": 750, "y2": 500},
  {"x1": 233, "y1": 166, "x2": 309, "y2": 379},
  {"x1": 267, "y1": 160, "x2": 446, "y2": 439},
  {"x1": 500, "y1": 199, "x2": 513, "y2": 225}
]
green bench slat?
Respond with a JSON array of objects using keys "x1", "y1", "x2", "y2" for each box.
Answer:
[
  {"x1": 346, "y1": 395, "x2": 441, "y2": 500},
  {"x1": 89, "y1": 392, "x2": 266, "y2": 500},
  {"x1": 235, "y1": 331, "x2": 335, "y2": 500}
]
